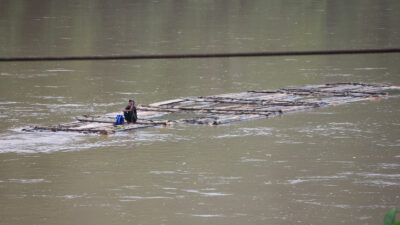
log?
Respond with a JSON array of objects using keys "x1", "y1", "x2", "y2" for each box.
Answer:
[
  {"x1": 192, "y1": 96, "x2": 322, "y2": 107},
  {"x1": 76, "y1": 116, "x2": 171, "y2": 126},
  {"x1": 148, "y1": 98, "x2": 185, "y2": 107}
]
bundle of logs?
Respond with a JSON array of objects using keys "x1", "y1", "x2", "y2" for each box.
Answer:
[{"x1": 23, "y1": 82, "x2": 399, "y2": 135}]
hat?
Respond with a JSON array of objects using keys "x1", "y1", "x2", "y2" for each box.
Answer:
[{"x1": 129, "y1": 99, "x2": 135, "y2": 102}]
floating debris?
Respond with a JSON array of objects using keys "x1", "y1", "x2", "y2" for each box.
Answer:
[{"x1": 23, "y1": 83, "x2": 399, "y2": 135}]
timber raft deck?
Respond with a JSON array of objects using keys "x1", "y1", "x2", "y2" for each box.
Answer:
[{"x1": 23, "y1": 83, "x2": 399, "y2": 135}]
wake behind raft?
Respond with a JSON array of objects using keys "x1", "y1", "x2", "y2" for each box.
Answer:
[{"x1": 23, "y1": 82, "x2": 400, "y2": 135}]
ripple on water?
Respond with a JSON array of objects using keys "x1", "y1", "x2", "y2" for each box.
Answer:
[
  {"x1": 7, "y1": 178, "x2": 50, "y2": 183},
  {"x1": 354, "y1": 67, "x2": 387, "y2": 71},
  {"x1": 56, "y1": 194, "x2": 86, "y2": 199},
  {"x1": 191, "y1": 214, "x2": 225, "y2": 218},
  {"x1": 0, "y1": 132, "x2": 86, "y2": 154},
  {"x1": 354, "y1": 180, "x2": 400, "y2": 187},
  {"x1": 213, "y1": 127, "x2": 273, "y2": 139},
  {"x1": 287, "y1": 175, "x2": 347, "y2": 185},
  {"x1": 296, "y1": 122, "x2": 371, "y2": 139},
  {"x1": 197, "y1": 175, "x2": 242, "y2": 186},
  {"x1": 46, "y1": 68, "x2": 75, "y2": 72},
  {"x1": 355, "y1": 173, "x2": 400, "y2": 179},
  {"x1": 240, "y1": 157, "x2": 267, "y2": 163},
  {"x1": 296, "y1": 199, "x2": 352, "y2": 209},
  {"x1": 0, "y1": 101, "x2": 19, "y2": 105},
  {"x1": 149, "y1": 171, "x2": 177, "y2": 175},
  {"x1": 118, "y1": 195, "x2": 173, "y2": 202},
  {"x1": 377, "y1": 163, "x2": 400, "y2": 169},
  {"x1": 323, "y1": 73, "x2": 353, "y2": 77},
  {"x1": 335, "y1": 171, "x2": 400, "y2": 187},
  {"x1": 0, "y1": 129, "x2": 185, "y2": 154},
  {"x1": 183, "y1": 189, "x2": 232, "y2": 197}
]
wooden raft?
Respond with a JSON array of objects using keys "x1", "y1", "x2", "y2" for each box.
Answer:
[{"x1": 23, "y1": 83, "x2": 399, "y2": 135}]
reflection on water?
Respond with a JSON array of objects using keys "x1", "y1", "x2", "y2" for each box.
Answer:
[{"x1": 1, "y1": 0, "x2": 400, "y2": 225}]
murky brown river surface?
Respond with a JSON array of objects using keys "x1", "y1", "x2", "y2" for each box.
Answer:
[{"x1": 1, "y1": 1, "x2": 400, "y2": 224}]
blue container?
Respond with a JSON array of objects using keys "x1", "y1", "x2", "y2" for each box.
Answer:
[{"x1": 115, "y1": 115, "x2": 125, "y2": 125}]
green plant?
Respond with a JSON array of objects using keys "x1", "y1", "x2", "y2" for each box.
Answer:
[{"x1": 383, "y1": 208, "x2": 400, "y2": 225}]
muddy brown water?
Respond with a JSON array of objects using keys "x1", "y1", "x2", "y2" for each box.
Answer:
[{"x1": 0, "y1": 1, "x2": 400, "y2": 224}]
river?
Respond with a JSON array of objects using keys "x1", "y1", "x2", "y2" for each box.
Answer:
[{"x1": 0, "y1": 1, "x2": 399, "y2": 224}]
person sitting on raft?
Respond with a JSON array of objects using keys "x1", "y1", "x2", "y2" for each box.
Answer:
[{"x1": 123, "y1": 99, "x2": 137, "y2": 124}]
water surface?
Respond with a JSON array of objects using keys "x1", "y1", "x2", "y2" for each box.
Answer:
[{"x1": 0, "y1": 1, "x2": 400, "y2": 224}]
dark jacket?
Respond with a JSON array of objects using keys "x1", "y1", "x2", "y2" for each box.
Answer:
[{"x1": 124, "y1": 105, "x2": 137, "y2": 123}]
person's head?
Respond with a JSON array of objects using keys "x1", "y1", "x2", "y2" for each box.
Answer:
[{"x1": 129, "y1": 99, "x2": 135, "y2": 105}]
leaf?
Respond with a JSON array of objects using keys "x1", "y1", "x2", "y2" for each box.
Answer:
[
  {"x1": 383, "y1": 208, "x2": 396, "y2": 225},
  {"x1": 392, "y1": 221, "x2": 400, "y2": 225}
]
